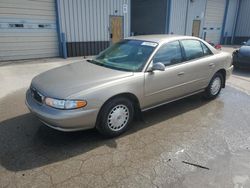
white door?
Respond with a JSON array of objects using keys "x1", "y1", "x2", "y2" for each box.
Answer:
[{"x1": 0, "y1": 0, "x2": 59, "y2": 61}]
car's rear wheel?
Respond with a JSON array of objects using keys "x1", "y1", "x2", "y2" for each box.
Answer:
[
  {"x1": 96, "y1": 97, "x2": 134, "y2": 137},
  {"x1": 204, "y1": 72, "x2": 223, "y2": 99}
]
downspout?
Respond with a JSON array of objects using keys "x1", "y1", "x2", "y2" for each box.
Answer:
[
  {"x1": 55, "y1": 0, "x2": 67, "y2": 58},
  {"x1": 165, "y1": 0, "x2": 172, "y2": 34},
  {"x1": 232, "y1": 0, "x2": 241, "y2": 44},
  {"x1": 203, "y1": 0, "x2": 208, "y2": 40},
  {"x1": 184, "y1": 0, "x2": 189, "y2": 35},
  {"x1": 220, "y1": 0, "x2": 229, "y2": 44}
]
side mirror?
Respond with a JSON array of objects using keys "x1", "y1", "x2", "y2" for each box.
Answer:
[
  {"x1": 242, "y1": 41, "x2": 246, "y2": 45},
  {"x1": 149, "y1": 62, "x2": 165, "y2": 72}
]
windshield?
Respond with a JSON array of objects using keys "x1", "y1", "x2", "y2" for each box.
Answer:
[{"x1": 90, "y1": 40, "x2": 157, "y2": 72}]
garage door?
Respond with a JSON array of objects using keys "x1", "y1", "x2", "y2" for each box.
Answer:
[
  {"x1": 203, "y1": 0, "x2": 226, "y2": 44},
  {"x1": 0, "y1": 0, "x2": 59, "y2": 61}
]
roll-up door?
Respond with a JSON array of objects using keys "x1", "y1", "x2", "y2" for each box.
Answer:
[
  {"x1": 203, "y1": 0, "x2": 226, "y2": 44},
  {"x1": 0, "y1": 0, "x2": 59, "y2": 61}
]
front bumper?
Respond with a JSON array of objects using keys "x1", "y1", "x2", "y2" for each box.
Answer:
[
  {"x1": 233, "y1": 55, "x2": 250, "y2": 68},
  {"x1": 25, "y1": 89, "x2": 99, "y2": 131},
  {"x1": 226, "y1": 65, "x2": 234, "y2": 79}
]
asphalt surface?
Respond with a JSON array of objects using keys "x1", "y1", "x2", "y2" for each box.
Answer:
[{"x1": 0, "y1": 54, "x2": 250, "y2": 188}]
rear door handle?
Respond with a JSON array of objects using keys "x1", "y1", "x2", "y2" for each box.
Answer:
[
  {"x1": 209, "y1": 63, "x2": 215, "y2": 67},
  {"x1": 177, "y1": 72, "x2": 185, "y2": 76}
]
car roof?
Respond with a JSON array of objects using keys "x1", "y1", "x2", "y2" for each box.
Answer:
[
  {"x1": 125, "y1": 34, "x2": 219, "y2": 54},
  {"x1": 126, "y1": 34, "x2": 199, "y2": 44}
]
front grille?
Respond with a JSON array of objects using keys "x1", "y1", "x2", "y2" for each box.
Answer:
[{"x1": 31, "y1": 87, "x2": 44, "y2": 103}]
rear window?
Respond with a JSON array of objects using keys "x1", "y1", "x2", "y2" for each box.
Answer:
[
  {"x1": 153, "y1": 41, "x2": 183, "y2": 66},
  {"x1": 181, "y1": 40, "x2": 204, "y2": 61},
  {"x1": 201, "y1": 42, "x2": 212, "y2": 56}
]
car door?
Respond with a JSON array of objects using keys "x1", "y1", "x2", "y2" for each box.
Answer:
[
  {"x1": 143, "y1": 41, "x2": 188, "y2": 108},
  {"x1": 143, "y1": 39, "x2": 214, "y2": 109},
  {"x1": 179, "y1": 39, "x2": 215, "y2": 94}
]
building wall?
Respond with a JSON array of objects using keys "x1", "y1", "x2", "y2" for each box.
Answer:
[
  {"x1": 235, "y1": 0, "x2": 250, "y2": 44},
  {"x1": 223, "y1": 0, "x2": 238, "y2": 44},
  {"x1": 131, "y1": 0, "x2": 167, "y2": 35},
  {"x1": 0, "y1": 0, "x2": 59, "y2": 61},
  {"x1": 224, "y1": 0, "x2": 238, "y2": 37},
  {"x1": 169, "y1": 0, "x2": 188, "y2": 35},
  {"x1": 203, "y1": 0, "x2": 226, "y2": 44},
  {"x1": 1, "y1": 0, "x2": 250, "y2": 61},
  {"x1": 169, "y1": 0, "x2": 207, "y2": 38},
  {"x1": 186, "y1": 0, "x2": 207, "y2": 37},
  {"x1": 58, "y1": 0, "x2": 130, "y2": 57}
]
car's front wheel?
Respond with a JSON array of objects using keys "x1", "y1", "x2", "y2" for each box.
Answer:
[
  {"x1": 204, "y1": 72, "x2": 223, "y2": 99},
  {"x1": 96, "y1": 97, "x2": 134, "y2": 137}
]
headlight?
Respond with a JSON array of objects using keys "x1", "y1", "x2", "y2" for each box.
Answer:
[{"x1": 45, "y1": 97, "x2": 87, "y2": 109}]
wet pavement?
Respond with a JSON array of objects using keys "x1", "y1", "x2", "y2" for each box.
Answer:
[{"x1": 1, "y1": 58, "x2": 250, "y2": 187}]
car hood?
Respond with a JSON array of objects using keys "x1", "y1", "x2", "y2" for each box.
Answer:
[
  {"x1": 31, "y1": 61, "x2": 133, "y2": 99},
  {"x1": 239, "y1": 46, "x2": 250, "y2": 57}
]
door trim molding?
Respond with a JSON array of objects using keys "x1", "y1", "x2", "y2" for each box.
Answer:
[{"x1": 141, "y1": 89, "x2": 205, "y2": 112}]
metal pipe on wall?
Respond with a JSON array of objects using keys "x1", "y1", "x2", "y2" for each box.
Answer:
[
  {"x1": 231, "y1": 0, "x2": 241, "y2": 44},
  {"x1": 184, "y1": 0, "x2": 189, "y2": 35},
  {"x1": 220, "y1": 0, "x2": 229, "y2": 44}
]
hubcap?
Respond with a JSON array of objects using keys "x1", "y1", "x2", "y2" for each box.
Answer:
[
  {"x1": 211, "y1": 77, "x2": 221, "y2": 95},
  {"x1": 107, "y1": 104, "x2": 129, "y2": 131}
]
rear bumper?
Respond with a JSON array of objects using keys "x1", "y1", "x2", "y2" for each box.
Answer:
[
  {"x1": 226, "y1": 65, "x2": 234, "y2": 79},
  {"x1": 25, "y1": 89, "x2": 98, "y2": 131}
]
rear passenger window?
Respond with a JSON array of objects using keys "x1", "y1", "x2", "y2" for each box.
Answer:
[
  {"x1": 153, "y1": 41, "x2": 183, "y2": 66},
  {"x1": 201, "y1": 42, "x2": 212, "y2": 56},
  {"x1": 181, "y1": 40, "x2": 204, "y2": 61}
]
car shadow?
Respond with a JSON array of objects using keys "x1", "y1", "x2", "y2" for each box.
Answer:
[{"x1": 0, "y1": 88, "x2": 212, "y2": 172}]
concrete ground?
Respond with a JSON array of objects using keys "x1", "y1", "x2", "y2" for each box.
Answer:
[{"x1": 0, "y1": 48, "x2": 250, "y2": 188}]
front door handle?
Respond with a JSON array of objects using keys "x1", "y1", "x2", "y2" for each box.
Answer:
[
  {"x1": 209, "y1": 63, "x2": 215, "y2": 67},
  {"x1": 177, "y1": 72, "x2": 185, "y2": 76}
]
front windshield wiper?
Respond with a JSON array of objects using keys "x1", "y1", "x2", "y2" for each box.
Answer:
[
  {"x1": 86, "y1": 59, "x2": 107, "y2": 68},
  {"x1": 87, "y1": 59, "x2": 101, "y2": 65},
  {"x1": 86, "y1": 59, "x2": 98, "y2": 64},
  {"x1": 86, "y1": 59, "x2": 133, "y2": 72}
]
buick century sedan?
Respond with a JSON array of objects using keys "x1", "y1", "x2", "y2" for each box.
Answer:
[{"x1": 26, "y1": 35, "x2": 233, "y2": 137}]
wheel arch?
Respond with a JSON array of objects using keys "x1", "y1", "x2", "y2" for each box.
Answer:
[
  {"x1": 216, "y1": 69, "x2": 226, "y2": 88},
  {"x1": 95, "y1": 92, "x2": 141, "y2": 127}
]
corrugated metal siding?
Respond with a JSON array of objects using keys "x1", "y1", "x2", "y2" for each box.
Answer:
[
  {"x1": 169, "y1": 0, "x2": 206, "y2": 37},
  {"x1": 169, "y1": 0, "x2": 188, "y2": 35},
  {"x1": 0, "y1": 0, "x2": 59, "y2": 61},
  {"x1": 224, "y1": 0, "x2": 238, "y2": 37},
  {"x1": 186, "y1": 0, "x2": 206, "y2": 37},
  {"x1": 59, "y1": 0, "x2": 130, "y2": 57},
  {"x1": 236, "y1": 0, "x2": 250, "y2": 36},
  {"x1": 203, "y1": 0, "x2": 226, "y2": 43}
]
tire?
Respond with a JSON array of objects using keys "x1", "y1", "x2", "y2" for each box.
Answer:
[
  {"x1": 204, "y1": 72, "x2": 223, "y2": 99},
  {"x1": 96, "y1": 97, "x2": 134, "y2": 137}
]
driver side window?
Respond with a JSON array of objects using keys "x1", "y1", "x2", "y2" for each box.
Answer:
[{"x1": 153, "y1": 41, "x2": 183, "y2": 66}]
